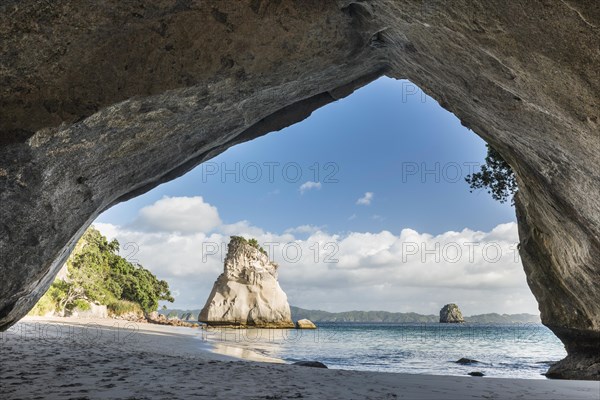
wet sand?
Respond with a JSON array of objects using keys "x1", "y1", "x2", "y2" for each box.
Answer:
[{"x1": 1, "y1": 317, "x2": 598, "y2": 399}]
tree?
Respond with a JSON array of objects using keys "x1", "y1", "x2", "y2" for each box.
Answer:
[
  {"x1": 119, "y1": 266, "x2": 174, "y2": 313},
  {"x1": 32, "y1": 227, "x2": 174, "y2": 316},
  {"x1": 465, "y1": 144, "x2": 517, "y2": 204},
  {"x1": 67, "y1": 229, "x2": 118, "y2": 305}
]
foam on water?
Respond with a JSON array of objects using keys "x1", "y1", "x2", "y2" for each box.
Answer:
[{"x1": 202, "y1": 323, "x2": 566, "y2": 379}]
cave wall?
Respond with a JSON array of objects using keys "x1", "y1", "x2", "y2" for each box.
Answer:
[{"x1": 1, "y1": 0, "x2": 598, "y2": 379}]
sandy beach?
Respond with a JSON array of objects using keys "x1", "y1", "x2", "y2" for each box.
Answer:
[{"x1": 1, "y1": 317, "x2": 598, "y2": 400}]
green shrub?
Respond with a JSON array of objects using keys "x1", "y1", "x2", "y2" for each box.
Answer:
[
  {"x1": 232, "y1": 236, "x2": 268, "y2": 256},
  {"x1": 28, "y1": 292, "x2": 56, "y2": 316},
  {"x1": 28, "y1": 284, "x2": 69, "y2": 316},
  {"x1": 108, "y1": 300, "x2": 143, "y2": 316},
  {"x1": 71, "y1": 299, "x2": 91, "y2": 311}
]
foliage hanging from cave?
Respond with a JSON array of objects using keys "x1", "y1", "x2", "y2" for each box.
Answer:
[
  {"x1": 30, "y1": 227, "x2": 174, "y2": 316},
  {"x1": 465, "y1": 144, "x2": 518, "y2": 204}
]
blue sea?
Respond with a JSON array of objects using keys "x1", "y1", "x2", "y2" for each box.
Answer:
[{"x1": 203, "y1": 323, "x2": 566, "y2": 379}]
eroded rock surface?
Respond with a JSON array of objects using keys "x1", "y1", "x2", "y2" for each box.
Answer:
[
  {"x1": 440, "y1": 304, "x2": 465, "y2": 324},
  {"x1": 296, "y1": 319, "x2": 317, "y2": 329},
  {"x1": 0, "y1": 0, "x2": 598, "y2": 379},
  {"x1": 199, "y1": 237, "x2": 294, "y2": 328}
]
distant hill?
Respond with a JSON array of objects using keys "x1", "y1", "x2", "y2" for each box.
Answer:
[
  {"x1": 465, "y1": 313, "x2": 540, "y2": 323},
  {"x1": 290, "y1": 306, "x2": 540, "y2": 324},
  {"x1": 161, "y1": 306, "x2": 540, "y2": 324},
  {"x1": 158, "y1": 309, "x2": 201, "y2": 320},
  {"x1": 290, "y1": 306, "x2": 438, "y2": 323}
]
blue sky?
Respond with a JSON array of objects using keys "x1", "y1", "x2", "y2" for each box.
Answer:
[
  {"x1": 98, "y1": 77, "x2": 515, "y2": 235},
  {"x1": 95, "y1": 78, "x2": 535, "y2": 314}
]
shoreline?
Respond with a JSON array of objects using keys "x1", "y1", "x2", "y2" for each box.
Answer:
[
  {"x1": 1, "y1": 317, "x2": 598, "y2": 399},
  {"x1": 199, "y1": 321, "x2": 566, "y2": 380},
  {"x1": 17, "y1": 316, "x2": 288, "y2": 364}
]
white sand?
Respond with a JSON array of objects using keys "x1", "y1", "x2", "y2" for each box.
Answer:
[{"x1": 1, "y1": 317, "x2": 598, "y2": 399}]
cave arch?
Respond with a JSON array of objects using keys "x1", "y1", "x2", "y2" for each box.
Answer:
[{"x1": 0, "y1": 1, "x2": 598, "y2": 379}]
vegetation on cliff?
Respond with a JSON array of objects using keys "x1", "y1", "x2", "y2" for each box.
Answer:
[
  {"x1": 466, "y1": 144, "x2": 517, "y2": 204},
  {"x1": 230, "y1": 235, "x2": 268, "y2": 256},
  {"x1": 30, "y1": 227, "x2": 174, "y2": 316}
]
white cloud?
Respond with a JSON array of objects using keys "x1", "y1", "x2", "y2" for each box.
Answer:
[
  {"x1": 299, "y1": 181, "x2": 321, "y2": 194},
  {"x1": 220, "y1": 220, "x2": 266, "y2": 237},
  {"x1": 285, "y1": 225, "x2": 324, "y2": 235},
  {"x1": 348, "y1": 214, "x2": 357, "y2": 221},
  {"x1": 356, "y1": 192, "x2": 374, "y2": 205},
  {"x1": 94, "y1": 197, "x2": 538, "y2": 315},
  {"x1": 130, "y1": 196, "x2": 221, "y2": 234},
  {"x1": 276, "y1": 223, "x2": 535, "y2": 315}
]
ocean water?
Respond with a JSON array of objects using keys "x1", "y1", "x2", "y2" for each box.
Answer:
[{"x1": 202, "y1": 323, "x2": 567, "y2": 379}]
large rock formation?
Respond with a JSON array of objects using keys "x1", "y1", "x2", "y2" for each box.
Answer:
[
  {"x1": 439, "y1": 304, "x2": 465, "y2": 324},
  {"x1": 0, "y1": 0, "x2": 598, "y2": 379},
  {"x1": 199, "y1": 237, "x2": 294, "y2": 328}
]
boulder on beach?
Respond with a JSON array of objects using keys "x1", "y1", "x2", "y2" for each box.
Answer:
[
  {"x1": 296, "y1": 319, "x2": 317, "y2": 329},
  {"x1": 146, "y1": 311, "x2": 196, "y2": 327},
  {"x1": 293, "y1": 361, "x2": 328, "y2": 369},
  {"x1": 199, "y1": 236, "x2": 295, "y2": 328},
  {"x1": 468, "y1": 371, "x2": 485, "y2": 377},
  {"x1": 439, "y1": 303, "x2": 465, "y2": 323},
  {"x1": 147, "y1": 311, "x2": 160, "y2": 320}
]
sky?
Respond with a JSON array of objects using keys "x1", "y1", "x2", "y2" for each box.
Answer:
[{"x1": 95, "y1": 77, "x2": 539, "y2": 316}]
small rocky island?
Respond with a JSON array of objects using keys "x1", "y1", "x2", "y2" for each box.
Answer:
[
  {"x1": 439, "y1": 303, "x2": 465, "y2": 323},
  {"x1": 199, "y1": 236, "x2": 295, "y2": 328}
]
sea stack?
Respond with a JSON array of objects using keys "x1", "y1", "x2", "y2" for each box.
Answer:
[
  {"x1": 439, "y1": 303, "x2": 465, "y2": 323},
  {"x1": 199, "y1": 236, "x2": 295, "y2": 328}
]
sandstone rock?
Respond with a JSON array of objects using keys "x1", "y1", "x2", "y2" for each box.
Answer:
[
  {"x1": 296, "y1": 319, "x2": 317, "y2": 329},
  {"x1": 147, "y1": 311, "x2": 160, "y2": 321},
  {"x1": 0, "y1": 0, "x2": 598, "y2": 379},
  {"x1": 111, "y1": 310, "x2": 146, "y2": 323},
  {"x1": 199, "y1": 237, "x2": 295, "y2": 328},
  {"x1": 440, "y1": 304, "x2": 465, "y2": 323},
  {"x1": 146, "y1": 312, "x2": 196, "y2": 328},
  {"x1": 293, "y1": 361, "x2": 328, "y2": 369},
  {"x1": 545, "y1": 354, "x2": 600, "y2": 380},
  {"x1": 68, "y1": 303, "x2": 108, "y2": 319}
]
